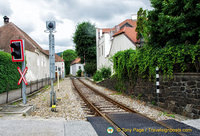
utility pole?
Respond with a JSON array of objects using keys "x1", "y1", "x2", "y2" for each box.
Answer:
[{"x1": 45, "y1": 21, "x2": 56, "y2": 107}]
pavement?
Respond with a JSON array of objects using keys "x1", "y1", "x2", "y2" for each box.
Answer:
[
  {"x1": 0, "y1": 105, "x2": 98, "y2": 136},
  {"x1": 182, "y1": 119, "x2": 200, "y2": 130},
  {"x1": 0, "y1": 104, "x2": 200, "y2": 136},
  {"x1": 88, "y1": 113, "x2": 200, "y2": 136},
  {"x1": 0, "y1": 119, "x2": 98, "y2": 136}
]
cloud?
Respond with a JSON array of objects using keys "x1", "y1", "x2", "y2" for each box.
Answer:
[
  {"x1": 55, "y1": 38, "x2": 73, "y2": 47},
  {"x1": 53, "y1": 0, "x2": 151, "y2": 21},
  {"x1": 0, "y1": 0, "x2": 13, "y2": 16},
  {"x1": 39, "y1": 12, "x2": 64, "y2": 24},
  {"x1": 2, "y1": 0, "x2": 152, "y2": 53}
]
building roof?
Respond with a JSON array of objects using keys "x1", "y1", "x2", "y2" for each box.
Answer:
[
  {"x1": 113, "y1": 26, "x2": 139, "y2": 44},
  {"x1": 0, "y1": 22, "x2": 48, "y2": 56},
  {"x1": 99, "y1": 19, "x2": 138, "y2": 43},
  {"x1": 118, "y1": 19, "x2": 137, "y2": 28},
  {"x1": 71, "y1": 57, "x2": 81, "y2": 65},
  {"x1": 102, "y1": 28, "x2": 112, "y2": 33},
  {"x1": 44, "y1": 50, "x2": 64, "y2": 62},
  {"x1": 55, "y1": 54, "x2": 64, "y2": 62}
]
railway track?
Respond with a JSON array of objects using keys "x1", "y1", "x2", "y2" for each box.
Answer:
[{"x1": 72, "y1": 78, "x2": 186, "y2": 136}]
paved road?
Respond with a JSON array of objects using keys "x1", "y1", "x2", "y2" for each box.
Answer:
[{"x1": 0, "y1": 119, "x2": 98, "y2": 136}]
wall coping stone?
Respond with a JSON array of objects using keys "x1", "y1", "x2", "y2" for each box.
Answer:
[{"x1": 174, "y1": 73, "x2": 200, "y2": 76}]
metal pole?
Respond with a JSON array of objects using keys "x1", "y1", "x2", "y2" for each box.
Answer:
[
  {"x1": 22, "y1": 40, "x2": 26, "y2": 104},
  {"x1": 52, "y1": 34, "x2": 56, "y2": 105},
  {"x1": 49, "y1": 30, "x2": 56, "y2": 106}
]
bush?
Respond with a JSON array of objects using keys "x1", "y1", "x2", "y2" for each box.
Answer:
[
  {"x1": 84, "y1": 62, "x2": 96, "y2": 76},
  {"x1": 0, "y1": 51, "x2": 21, "y2": 93},
  {"x1": 100, "y1": 67, "x2": 111, "y2": 79},
  {"x1": 76, "y1": 69, "x2": 82, "y2": 77},
  {"x1": 93, "y1": 71, "x2": 102, "y2": 81}
]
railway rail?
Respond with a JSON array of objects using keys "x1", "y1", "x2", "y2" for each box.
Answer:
[{"x1": 72, "y1": 77, "x2": 186, "y2": 136}]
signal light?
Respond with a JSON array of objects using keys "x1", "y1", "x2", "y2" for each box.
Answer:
[
  {"x1": 46, "y1": 21, "x2": 56, "y2": 31},
  {"x1": 10, "y1": 40, "x2": 24, "y2": 62}
]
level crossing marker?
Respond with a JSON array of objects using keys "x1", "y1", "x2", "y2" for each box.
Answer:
[{"x1": 17, "y1": 66, "x2": 28, "y2": 85}]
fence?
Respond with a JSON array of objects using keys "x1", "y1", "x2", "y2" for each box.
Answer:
[{"x1": 0, "y1": 78, "x2": 52, "y2": 105}]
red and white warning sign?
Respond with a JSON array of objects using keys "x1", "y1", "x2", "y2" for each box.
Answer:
[{"x1": 17, "y1": 66, "x2": 28, "y2": 85}]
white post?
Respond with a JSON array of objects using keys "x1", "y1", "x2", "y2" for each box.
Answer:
[
  {"x1": 156, "y1": 67, "x2": 159, "y2": 105},
  {"x1": 57, "y1": 70, "x2": 59, "y2": 91}
]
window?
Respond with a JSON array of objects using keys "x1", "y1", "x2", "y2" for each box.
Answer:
[
  {"x1": 79, "y1": 66, "x2": 81, "y2": 70},
  {"x1": 102, "y1": 46, "x2": 103, "y2": 56},
  {"x1": 99, "y1": 47, "x2": 100, "y2": 57}
]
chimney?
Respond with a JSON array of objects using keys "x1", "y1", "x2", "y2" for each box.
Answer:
[
  {"x1": 131, "y1": 14, "x2": 137, "y2": 20},
  {"x1": 3, "y1": 16, "x2": 9, "y2": 25},
  {"x1": 100, "y1": 29, "x2": 102, "y2": 37}
]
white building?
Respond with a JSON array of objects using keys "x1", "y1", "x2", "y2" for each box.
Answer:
[
  {"x1": 55, "y1": 54, "x2": 65, "y2": 78},
  {"x1": 0, "y1": 16, "x2": 50, "y2": 82},
  {"x1": 70, "y1": 58, "x2": 84, "y2": 76},
  {"x1": 96, "y1": 17, "x2": 140, "y2": 72}
]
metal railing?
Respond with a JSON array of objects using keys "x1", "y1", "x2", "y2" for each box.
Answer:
[{"x1": 0, "y1": 77, "x2": 53, "y2": 105}]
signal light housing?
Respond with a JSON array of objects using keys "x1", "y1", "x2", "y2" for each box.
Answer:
[{"x1": 10, "y1": 39, "x2": 24, "y2": 62}]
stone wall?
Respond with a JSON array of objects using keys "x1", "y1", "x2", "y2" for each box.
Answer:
[
  {"x1": 159, "y1": 73, "x2": 200, "y2": 119},
  {"x1": 98, "y1": 73, "x2": 200, "y2": 119}
]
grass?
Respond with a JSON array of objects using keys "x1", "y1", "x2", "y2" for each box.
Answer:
[
  {"x1": 11, "y1": 101, "x2": 20, "y2": 105},
  {"x1": 110, "y1": 92, "x2": 123, "y2": 95},
  {"x1": 137, "y1": 94, "x2": 143, "y2": 100},
  {"x1": 130, "y1": 95, "x2": 134, "y2": 99},
  {"x1": 43, "y1": 85, "x2": 49, "y2": 90},
  {"x1": 42, "y1": 96, "x2": 47, "y2": 101},
  {"x1": 162, "y1": 111, "x2": 175, "y2": 118}
]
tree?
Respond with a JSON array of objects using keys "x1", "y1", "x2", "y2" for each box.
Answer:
[
  {"x1": 147, "y1": 0, "x2": 200, "y2": 48},
  {"x1": 62, "y1": 49, "x2": 77, "y2": 75},
  {"x1": 73, "y1": 22, "x2": 96, "y2": 63},
  {"x1": 135, "y1": 8, "x2": 148, "y2": 40}
]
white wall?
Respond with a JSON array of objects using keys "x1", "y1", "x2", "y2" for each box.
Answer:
[
  {"x1": 55, "y1": 61, "x2": 65, "y2": 78},
  {"x1": 70, "y1": 63, "x2": 84, "y2": 76},
  {"x1": 97, "y1": 33, "x2": 112, "y2": 70},
  {"x1": 109, "y1": 34, "x2": 136, "y2": 56},
  {"x1": 109, "y1": 34, "x2": 136, "y2": 74},
  {"x1": 25, "y1": 50, "x2": 49, "y2": 82}
]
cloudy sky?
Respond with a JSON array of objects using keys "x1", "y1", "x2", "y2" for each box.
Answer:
[{"x1": 0, "y1": 0, "x2": 152, "y2": 53}]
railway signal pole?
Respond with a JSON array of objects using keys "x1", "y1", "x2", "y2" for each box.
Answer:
[
  {"x1": 45, "y1": 21, "x2": 56, "y2": 107},
  {"x1": 10, "y1": 39, "x2": 27, "y2": 104}
]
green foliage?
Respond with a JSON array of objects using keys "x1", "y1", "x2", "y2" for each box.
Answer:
[
  {"x1": 76, "y1": 69, "x2": 82, "y2": 77},
  {"x1": 62, "y1": 49, "x2": 77, "y2": 75},
  {"x1": 113, "y1": 44, "x2": 200, "y2": 85},
  {"x1": 73, "y1": 22, "x2": 96, "y2": 63},
  {"x1": 100, "y1": 67, "x2": 111, "y2": 79},
  {"x1": 148, "y1": 0, "x2": 200, "y2": 48},
  {"x1": 162, "y1": 111, "x2": 175, "y2": 118},
  {"x1": 92, "y1": 67, "x2": 111, "y2": 82},
  {"x1": 137, "y1": 94, "x2": 143, "y2": 100},
  {"x1": 84, "y1": 62, "x2": 96, "y2": 75},
  {"x1": 136, "y1": 8, "x2": 148, "y2": 40},
  {"x1": 0, "y1": 51, "x2": 21, "y2": 93},
  {"x1": 93, "y1": 71, "x2": 102, "y2": 81},
  {"x1": 151, "y1": 100, "x2": 156, "y2": 105}
]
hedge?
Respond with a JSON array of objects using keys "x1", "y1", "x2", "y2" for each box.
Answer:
[
  {"x1": 113, "y1": 44, "x2": 200, "y2": 82},
  {"x1": 0, "y1": 51, "x2": 21, "y2": 93}
]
